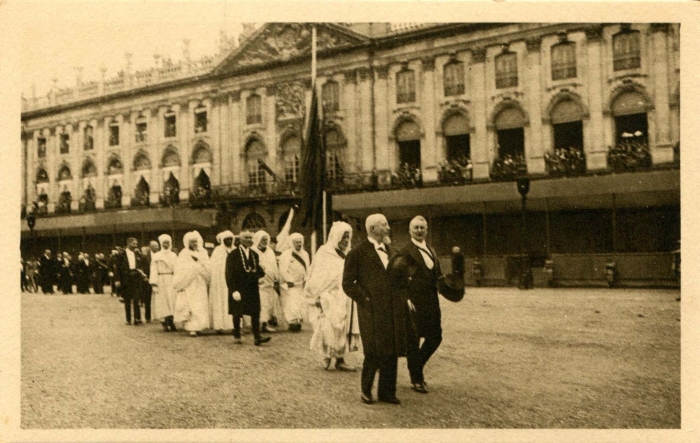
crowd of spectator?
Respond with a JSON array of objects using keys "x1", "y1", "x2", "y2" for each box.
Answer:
[
  {"x1": 491, "y1": 153, "x2": 527, "y2": 180},
  {"x1": 391, "y1": 162, "x2": 423, "y2": 188},
  {"x1": 607, "y1": 139, "x2": 652, "y2": 172},
  {"x1": 545, "y1": 147, "x2": 586, "y2": 175},
  {"x1": 438, "y1": 156, "x2": 473, "y2": 185}
]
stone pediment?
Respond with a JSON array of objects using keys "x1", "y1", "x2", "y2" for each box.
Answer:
[{"x1": 214, "y1": 23, "x2": 368, "y2": 75}]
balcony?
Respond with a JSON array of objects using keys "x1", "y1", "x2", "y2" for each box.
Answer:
[
  {"x1": 607, "y1": 140, "x2": 652, "y2": 173},
  {"x1": 490, "y1": 154, "x2": 527, "y2": 181},
  {"x1": 545, "y1": 148, "x2": 586, "y2": 176},
  {"x1": 438, "y1": 157, "x2": 473, "y2": 185}
]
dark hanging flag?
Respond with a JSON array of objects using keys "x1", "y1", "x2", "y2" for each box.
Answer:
[{"x1": 299, "y1": 85, "x2": 325, "y2": 231}]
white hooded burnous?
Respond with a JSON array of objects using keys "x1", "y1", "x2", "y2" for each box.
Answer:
[
  {"x1": 149, "y1": 234, "x2": 178, "y2": 330},
  {"x1": 209, "y1": 230, "x2": 235, "y2": 332},
  {"x1": 252, "y1": 230, "x2": 280, "y2": 332},
  {"x1": 305, "y1": 221, "x2": 360, "y2": 370},
  {"x1": 173, "y1": 231, "x2": 211, "y2": 336},
  {"x1": 279, "y1": 232, "x2": 310, "y2": 331}
]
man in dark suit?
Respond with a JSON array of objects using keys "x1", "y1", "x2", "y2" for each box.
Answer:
[
  {"x1": 38, "y1": 249, "x2": 55, "y2": 294},
  {"x1": 226, "y1": 230, "x2": 271, "y2": 346},
  {"x1": 400, "y1": 216, "x2": 444, "y2": 395},
  {"x1": 113, "y1": 237, "x2": 148, "y2": 325},
  {"x1": 343, "y1": 213, "x2": 407, "y2": 405},
  {"x1": 140, "y1": 241, "x2": 160, "y2": 323}
]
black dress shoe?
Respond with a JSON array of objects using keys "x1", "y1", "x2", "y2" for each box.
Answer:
[
  {"x1": 254, "y1": 336, "x2": 271, "y2": 346},
  {"x1": 360, "y1": 393, "x2": 374, "y2": 404},
  {"x1": 378, "y1": 397, "x2": 401, "y2": 405},
  {"x1": 411, "y1": 382, "x2": 428, "y2": 394}
]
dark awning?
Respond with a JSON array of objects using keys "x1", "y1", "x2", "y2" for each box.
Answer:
[
  {"x1": 21, "y1": 207, "x2": 217, "y2": 237},
  {"x1": 332, "y1": 169, "x2": 679, "y2": 220}
]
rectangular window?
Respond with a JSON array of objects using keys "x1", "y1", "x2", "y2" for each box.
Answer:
[
  {"x1": 396, "y1": 70, "x2": 416, "y2": 104},
  {"x1": 135, "y1": 122, "x2": 147, "y2": 143},
  {"x1": 613, "y1": 31, "x2": 641, "y2": 71},
  {"x1": 322, "y1": 81, "x2": 340, "y2": 113},
  {"x1": 37, "y1": 137, "x2": 47, "y2": 158},
  {"x1": 551, "y1": 43, "x2": 577, "y2": 80},
  {"x1": 326, "y1": 151, "x2": 343, "y2": 183},
  {"x1": 284, "y1": 155, "x2": 300, "y2": 184},
  {"x1": 60, "y1": 133, "x2": 70, "y2": 154},
  {"x1": 495, "y1": 53, "x2": 518, "y2": 89},
  {"x1": 83, "y1": 126, "x2": 94, "y2": 150},
  {"x1": 164, "y1": 114, "x2": 176, "y2": 138},
  {"x1": 246, "y1": 95, "x2": 262, "y2": 125},
  {"x1": 248, "y1": 162, "x2": 266, "y2": 186},
  {"x1": 194, "y1": 110, "x2": 207, "y2": 133},
  {"x1": 443, "y1": 62, "x2": 465, "y2": 96},
  {"x1": 109, "y1": 125, "x2": 120, "y2": 146}
]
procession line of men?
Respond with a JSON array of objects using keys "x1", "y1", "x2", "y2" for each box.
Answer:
[
  {"x1": 30, "y1": 210, "x2": 454, "y2": 404},
  {"x1": 30, "y1": 250, "x2": 111, "y2": 295}
]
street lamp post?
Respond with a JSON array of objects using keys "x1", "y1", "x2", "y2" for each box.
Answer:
[
  {"x1": 516, "y1": 177, "x2": 533, "y2": 290},
  {"x1": 26, "y1": 209, "x2": 36, "y2": 260}
]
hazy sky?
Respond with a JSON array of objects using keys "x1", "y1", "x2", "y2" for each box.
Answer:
[{"x1": 19, "y1": 0, "x2": 245, "y2": 97}]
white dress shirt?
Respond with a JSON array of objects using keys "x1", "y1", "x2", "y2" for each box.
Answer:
[
  {"x1": 411, "y1": 238, "x2": 435, "y2": 270},
  {"x1": 125, "y1": 248, "x2": 136, "y2": 270},
  {"x1": 368, "y1": 237, "x2": 389, "y2": 269}
]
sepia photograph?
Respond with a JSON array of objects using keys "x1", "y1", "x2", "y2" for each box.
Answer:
[{"x1": 2, "y1": 0, "x2": 698, "y2": 441}]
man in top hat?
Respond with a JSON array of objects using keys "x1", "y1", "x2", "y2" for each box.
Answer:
[{"x1": 400, "y1": 215, "x2": 445, "y2": 394}]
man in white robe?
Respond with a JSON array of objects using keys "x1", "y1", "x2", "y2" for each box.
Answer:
[
  {"x1": 173, "y1": 231, "x2": 211, "y2": 336},
  {"x1": 209, "y1": 230, "x2": 235, "y2": 333},
  {"x1": 150, "y1": 234, "x2": 178, "y2": 331},
  {"x1": 252, "y1": 230, "x2": 280, "y2": 333},
  {"x1": 279, "y1": 232, "x2": 310, "y2": 332}
]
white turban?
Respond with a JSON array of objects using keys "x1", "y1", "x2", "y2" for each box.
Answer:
[
  {"x1": 216, "y1": 230, "x2": 235, "y2": 243},
  {"x1": 326, "y1": 221, "x2": 353, "y2": 254},
  {"x1": 252, "y1": 230, "x2": 270, "y2": 249},
  {"x1": 183, "y1": 231, "x2": 203, "y2": 251},
  {"x1": 288, "y1": 232, "x2": 304, "y2": 249},
  {"x1": 158, "y1": 234, "x2": 172, "y2": 247}
]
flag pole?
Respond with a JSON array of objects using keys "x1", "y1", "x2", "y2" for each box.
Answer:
[{"x1": 310, "y1": 25, "x2": 318, "y2": 256}]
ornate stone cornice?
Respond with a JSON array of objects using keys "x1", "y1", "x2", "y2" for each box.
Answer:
[
  {"x1": 585, "y1": 25, "x2": 604, "y2": 42},
  {"x1": 357, "y1": 67, "x2": 371, "y2": 81},
  {"x1": 471, "y1": 47, "x2": 487, "y2": 64},
  {"x1": 344, "y1": 70, "x2": 357, "y2": 84},
  {"x1": 375, "y1": 65, "x2": 390, "y2": 80},
  {"x1": 526, "y1": 37, "x2": 542, "y2": 52}
]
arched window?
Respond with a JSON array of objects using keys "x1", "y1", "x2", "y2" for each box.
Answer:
[
  {"x1": 57, "y1": 185, "x2": 72, "y2": 214},
  {"x1": 396, "y1": 70, "x2": 416, "y2": 104},
  {"x1": 612, "y1": 91, "x2": 649, "y2": 145},
  {"x1": 551, "y1": 42, "x2": 577, "y2": 80},
  {"x1": 162, "y1": 148, "x2": 181, "y2": 167},
  {"x1": 443, "y1": 113, "x2": 471, "y2": 161},
  {"x1": 242, "y1": 211, "x2": 266, "y2": 231},
  {"x1": 81, "y1": 183, "x2": 96, "y2": 212},
  {"x1": 192, "y1": 169, "x2": 211, "y2": 200},
  {"x1": 106, "y1": 179, "x2": 122, "y2": 209},
  {"x1": 496, "y1": 52, "x2": 518, "y2": 89},
  {"x1": 491, "y1": 106, "x2": 527, "y2": 179},
  {"x1": 548, "y1": 100, "x2": 586, "y2": 174},
  {"x1": 162, "y1": 172, "x2": 180, "y2": 205},
  {"x1": 133, "y1": 153, "x2": 151, "y2": 171},
  {"x1": 281, "y1": 135, "x2": 301, "y2": 185},
  {"x1": 394, "y1": 120, "x2": 422, "y2": 187},
  {"x1": 36, "y1": 169, "x2": 49, "y2": 183},
  {"x1": 82, "y1": 160, "x2": 97, "y2": 178},
  {"x1": 325, "y1": 128, "x2": 345, "y2": 184},
  {"x1": 133, "y1": 176, "x2": 150, "y2": 207},
  {"x1": 108, "y1": 157, "x2": 123, "y2": 175},
  {"x1": 58, "y1": 166, "x2": 72, "y2": 181},
  {"x1": 322, "y1": 81, "x2": 340, "y2": 113},
  {"x1": 247, "y1": 94, "x2": 262, "y2": 125},
  {"x1": 443, "y1": 62, "x2": 465, "y2": 96},
  {"x1": 192, "y1": 143, "x2": 212, "y2": 164},
  {"x1": 246, "y1": 139, "x2": 267, "y2": 188},
  {"x1": 613, "y1": 30, "x2": 641, "y2": 71}
]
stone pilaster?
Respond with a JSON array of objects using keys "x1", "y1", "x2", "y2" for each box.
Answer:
[
  {"x1": 525, "y1": 37, "x2": 545, "y2": 174},
  {"x1": 470, "y1": 48, "x2": 489, "y2": 179},
  {"x1": 585, "y1": 25, "x2": 607, "y2": 170},
  {"x1": 343, "y1": 71, "x2": 358, "y2": 174},
  {"x1": 374, "y1": 65, "x2": 390, "y2": 174},
  {"x1": 421, "y1": 56, "x2": 438, "y2": 183},
  {"x1": 358, "y1": 68, "x2": 374, "y2": 174},
  {"x1": 651, "y1": 23, "x2": 673, "y2": 164},
  {"x1": 229, "y1": 92, "x2": 241, "y2": 185}
]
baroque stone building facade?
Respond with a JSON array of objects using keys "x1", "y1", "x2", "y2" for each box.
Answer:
[{"x1": 21, "y1": 23, "x2": 680, "y2": 286}]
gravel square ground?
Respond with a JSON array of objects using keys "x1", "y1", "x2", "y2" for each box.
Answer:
[{"x1": 20, "y1": 287, "x2": 680, "y2": 429}]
